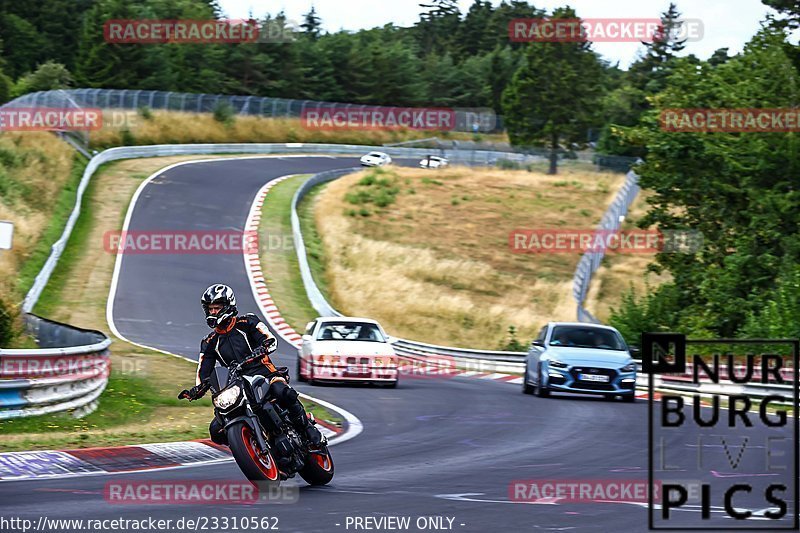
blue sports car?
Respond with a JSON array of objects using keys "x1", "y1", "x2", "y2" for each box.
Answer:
[{"x1": 523, "y1": 322, "x2": 637, "y2": 401}]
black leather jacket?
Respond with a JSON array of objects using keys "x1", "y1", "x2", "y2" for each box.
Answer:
[{"x1": 196, "y1": 313, "x2": 277, "y2": 385}]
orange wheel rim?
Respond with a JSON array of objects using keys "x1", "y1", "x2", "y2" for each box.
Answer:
[
  {"x1": 313, "y1": 452, "x2": 332, "y2": 471},
  {"x1": 242, "y1": 425, "x2": 279, "y2": 480}
]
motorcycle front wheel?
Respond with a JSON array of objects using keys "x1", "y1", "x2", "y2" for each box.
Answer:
[
  {"x1": 299, "y1": 445, "x2": 335, "y2": 486},
  {"x1": 227, "y1": 422, "x2": 281, "y2": 483}
]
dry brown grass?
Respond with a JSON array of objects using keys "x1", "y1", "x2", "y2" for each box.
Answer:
[
  {"x1": 0, "y1": 132, "x2": 75, "y2": 303},
  {"x1": 313, "y1": 165, "x2": 665, "y2": 349},
  {"x1": 585, "y1": 190, "x2": 672, "y2": 321},
  {"x1": 90, "y1": 110, "x2": 508, "y2": 150}
]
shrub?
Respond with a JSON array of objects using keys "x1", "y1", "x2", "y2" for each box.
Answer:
[
  {"x1": 0, "y1": 296, "x2": 17, "y2": 347},
  {"x1": 213, "y1": 101, "x2": 235, "y2": 125},
  {"x1": 500, "y1": 325, "x2": 527, "y2": 351},
  {"x1": 137, "y1": 106, "x2": 154, "y2": 120}
]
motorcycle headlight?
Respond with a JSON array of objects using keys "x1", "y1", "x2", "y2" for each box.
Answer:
[
  {"x1": 213, "y1": 385, "x2": 242, "y2": 410},
  {"x1": 550, "y1": 360, "x2": 568, "y2": 369},
  {"x1": 621, "y1": 362, "x2": 637, "y2": 372}
]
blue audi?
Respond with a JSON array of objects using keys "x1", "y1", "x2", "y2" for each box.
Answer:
[{"x1": 523, "y1": 322, "x2": 637, "y2": 401}]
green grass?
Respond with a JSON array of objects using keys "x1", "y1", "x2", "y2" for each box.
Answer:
[
  {"x1": 258, "y1": 175, "x2": 319, "y2": 332},
  {"x1": 297, "y1": 182, "x2": 333, "y2": 310},
  {"x1": 0, "y1": 372, "x2": 191, "y2": 437},
  {"x1": 17, "y1": 155, "x2": 88, "y2": 298},
  {"x1": 33, "y1": 162, "x2": 101, "y2": 316}
]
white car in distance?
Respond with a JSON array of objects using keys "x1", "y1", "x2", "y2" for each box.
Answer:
[
  {"x1": 419, "y1": 155, "x2": 449, "y2": 169},
  {"x1": 297, "y1": 317, "x2": 399, "y2": 387},
  {"x1": 360, "y1": 151, "x2": 392, "y2": 167}
]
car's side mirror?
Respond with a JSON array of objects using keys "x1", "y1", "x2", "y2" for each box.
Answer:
[
  {"x1": 531, "y1": 339, "x2": 545, "y2": 347},
  {"x1": 386, "y1": 335, "x2": 396, "y2": 343},
  {"x1": 628, "y1": 344, "x2": 640, "y2": 357},
  {"x1": 302, "y1": 334, "x2": 312, "y2": 342}
]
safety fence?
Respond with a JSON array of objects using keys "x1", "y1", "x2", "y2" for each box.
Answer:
[{"x1": 4, "y1": 88, "x2": 499, "y2": 133}]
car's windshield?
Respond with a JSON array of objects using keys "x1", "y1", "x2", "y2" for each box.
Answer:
[
  {"x1": 549, "y1": 326, "x2": 626, "y2": 351},
  {"x1": 367, "y1": 152, "x2": 383, "y2": 157},
  {"x1": 316, "y1": 322, "x2": 386, "y2": 342}
]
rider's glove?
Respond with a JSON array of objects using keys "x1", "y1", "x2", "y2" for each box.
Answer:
[
  {"x1": 178, "y1": 381, "x2": 210, "y2": 401},
  {"x1": 253, "y1": 337, "x2": 277, "y2": 358}
]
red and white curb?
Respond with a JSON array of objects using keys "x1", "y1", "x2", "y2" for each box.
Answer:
[{"x1": 243, "y1": 175, "x2": 304, "y2": 349}]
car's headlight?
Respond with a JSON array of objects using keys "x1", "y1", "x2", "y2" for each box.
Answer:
[
  {"x1": 550, "y1": 360, "x2": 568, "y2": 369},
  {"x1": 621, "y1": 362, "x2": 637, "y2": 372},
  {"x1": 213, "y1": 385, "x2": 242, "y2": 409}
]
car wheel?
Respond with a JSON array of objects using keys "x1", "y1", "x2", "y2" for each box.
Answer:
[
  {"x1": 522, "y1": 365, "x2": 535, "y2": 394},
  {"x1": 622, "y1": 393, "x2": 635, "y2": 403},
  {"x1": 603, "y1": 394, "x2": 616, "y2": 401},
  {"x1": 535, "y1": 365, "x2": 550, "y2": 398},
  {"x1": 296, "y1": 357, "x2": 307, "y2": 383}
]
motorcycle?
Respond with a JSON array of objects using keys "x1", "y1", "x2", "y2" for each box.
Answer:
[{"x1": 181, "y1": 348, "x2": 335, "y2": 486}]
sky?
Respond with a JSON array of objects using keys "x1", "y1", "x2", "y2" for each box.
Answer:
[{"x1": 216, "y1": 0, "x2": 784, "y2": 69}]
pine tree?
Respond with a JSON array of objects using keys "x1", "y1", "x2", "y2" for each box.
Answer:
[
  {"x1": 502, "y1": 7, "x2": 604, "y2": 174},
  {"x1": 301, "y1": 6, "x2": 323, "y2": 40},
  {"x1": 628, "y1": 3, "x2": 686, "y2": 94}
]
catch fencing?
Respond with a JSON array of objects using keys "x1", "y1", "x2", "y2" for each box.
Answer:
[{"x1": 5, "y1": 88, "x2": 499, "y2": 133}]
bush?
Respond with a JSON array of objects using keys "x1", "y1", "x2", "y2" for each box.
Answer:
[
  {"x1": 137, "y1": 106, "x2": 153, "y2": 120},
  {"x1": 496, "y1": 159, "x2": 521, "y2": 170},
  {"x1": 608, "y1": 283, "x2": 682, "y2": 346},
  {"x1": 120, "y1": 128, "x2": 136, "y2": 146},
  {"x1": 12, "y1": 61, "x2": 73, "y2": 97},
  {"x1": 500, "y1": 325, "x2": 527, "y2": 351},
  {"x1": 740, "y1": 266, "x2": 800, "y2": 339},
  {"x1": 213, "y1": 101, "x2": 235, "y2": 125},
  {"x1": 0, "y1": 296, "x2": 17, "y2": 347}
]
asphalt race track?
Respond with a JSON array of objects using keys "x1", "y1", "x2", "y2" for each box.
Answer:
[{"x1": 0, "y1": 157, "x2": 794, "y2": 532}]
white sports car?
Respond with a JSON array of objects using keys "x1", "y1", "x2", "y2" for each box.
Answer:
[
  {"x1": 297, "y1": 317, "x2": 399, "y2": 387},
  {"x1": 360, "y1": 151, "x2": 392, "y2": 167}
]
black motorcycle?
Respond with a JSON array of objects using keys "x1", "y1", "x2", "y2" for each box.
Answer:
[{"x1": 183, "y1": 351, "x2": 335, "y2": 486}]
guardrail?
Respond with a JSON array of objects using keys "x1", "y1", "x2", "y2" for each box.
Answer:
[{"x1": 0, "y1": 315, "x2": 110, "y2": 419}]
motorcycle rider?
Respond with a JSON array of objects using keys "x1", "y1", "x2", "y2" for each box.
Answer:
[{"x1": 179, "y1": 283, "x2": 323, "y2": 447}]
